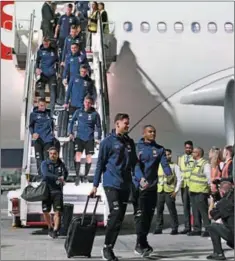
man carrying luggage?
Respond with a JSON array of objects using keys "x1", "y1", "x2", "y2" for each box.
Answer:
[
  {"x1": 41, "y1": 147, "x2": 68, "y2": 238},
  {"x1": 90, "y1": 113, "x2": 138, "y2": 261},
  {"x1": 133, "y1": 125, "x2": 173, "y2": 257},
  {"x1": 69, "y1": 96, "x2": 101, "y2": 185}
]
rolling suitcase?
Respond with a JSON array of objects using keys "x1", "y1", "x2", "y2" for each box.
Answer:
[
  {"x1": 57, "y1": 110, "x2": 69, "y2": 137},
  {"x1": 59, "y1": 203, "x2": 74, "y2": 236},
  {"x1": 64, "y1": 195, "x2": 100, "y2": 258}
]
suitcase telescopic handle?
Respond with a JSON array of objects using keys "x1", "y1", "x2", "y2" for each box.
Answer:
[{"x1": 81, "y1": 195, "x2": 101, "y2": 225}]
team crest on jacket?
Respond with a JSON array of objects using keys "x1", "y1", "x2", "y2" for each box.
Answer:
[
  {"x1": 51, "y1": 52, "x2": 54, "y2": 56},
  {"x1": 152, "y1": 149, "x2": 158, "y2": 157},
  {"x1": 88, "y1": 114, "x2": 92, "y2": 120},
  {"x1": 127, "y1": 144, "x2": 131, "y2": 152},
  {"x1": 69, "y1": 18, "x2": 73, "y2": 23},
  {"x1": 84, "y1": 81, "x2": 87, "y2": 86},
  {"x1": 79, "y1": 112, "x2": 82, "y2": 117}
]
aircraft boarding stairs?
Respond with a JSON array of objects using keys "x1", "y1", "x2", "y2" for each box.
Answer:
[
  {"x1": 16, "y1": 10, "x2": 115, "y2": 227},
  {"x1": 30, "y1": 55, "x2": 100, "y2": 183}
]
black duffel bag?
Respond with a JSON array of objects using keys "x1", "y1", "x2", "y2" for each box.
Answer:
[{"x1": 21, "y1": 181, "x2": 49, "y2": 202}]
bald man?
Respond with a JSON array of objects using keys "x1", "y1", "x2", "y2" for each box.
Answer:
[
  {"x1": 188, "y1": 147, "x2": 211, "y2": 237},
  {"x1": 133, "y1": 125, "x2": 173, "y2": 257}
]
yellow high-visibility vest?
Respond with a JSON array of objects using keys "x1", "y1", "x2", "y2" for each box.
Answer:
[
  {"x1": 158, "y1": 163, "x2": 176, "y2": 193},
  {"x1": 178, "y1": 155, "x2": 194, "y2": 188},
  {"x1": 88, "y1": 11, "x2": 98, "y2": 33},
  {"x1": 189, "y1": 158, "x2": 209, "y2": 194}
]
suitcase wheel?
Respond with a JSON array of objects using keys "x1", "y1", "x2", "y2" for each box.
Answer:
[
  {"x1": 87, "y1": 254, "x2": 91, "y2": 258},
  {"x1": 67, "y1": 254, "x2": 71, "y2": 258}
]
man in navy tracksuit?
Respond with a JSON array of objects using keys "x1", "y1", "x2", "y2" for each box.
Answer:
[
  {"x1": 64, "y1": 65, "x2": 95, "y2": 115},
  {"x1": 61, "y1": 25, "x2": 83, "y2": 64},
  {"x1": 62, "y1": 43, "x2": 91, "y2": 85},
  {"x1": 90, "y1": 113, "x2": 138, "y2": 261},
  {"x1": 41, "y1": 147, "x2": 68, "y2": 239},
  {"x1": 29, "y1": 98, "x2": 59, "y2": 177},
  {"x1": 35, "y1": 37, "x2": 58, "y2": 116},
  {"x1": 69, "y1": 96, "x2": 101, "y2": 185},
  {"x1": 133, "y1": 125, "x2": 173, "y2": 257},
  {"x1": 54, "y1": 3, "x2": 80, "y2": 61}
]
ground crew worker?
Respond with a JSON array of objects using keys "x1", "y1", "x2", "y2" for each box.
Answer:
[
  {"x1": 178, "y1": 140, "x2": 195, "y2": 234},
  {"x1": 61, "y1": 25, "x2": 83, "y2": 65},
  {"x1": 209, "y1": 146, "x2": 222, "y2": 192},
  {"x1": 69, "y1": 96, "x2": 101, "y2": 185},
  {"x1": 133, "y1": 125, "x2": 172, "y2": 258},
  {"x1": 35, "y1": 37, "x2": 58, "y2": 117},
  {"x1": 188, "y1": 147, "x2": 211, "y2": 237},
  {"x1": 41, "y1": 1, "x2": 55, "y2": 38},
  {"x1": 64, "y1": 65, "x2": 95, "y2": 115},
  {"x1": 41, "y1": 147, "x2": 68, "y2": 239},
  {"x1": 87, "y1": 2, "x2": 98, "y2": 51},
  {"x1": 154, "y1": 149, "x2": 182, "y2": 235},
  {"x1": 90, "y1": 113, "x2": 137, "y2": 261},
  {"x1": 54, "y1": 3, "x2": 80, "y2": 61},
  {"x1": 62, "y1": 43, "x2": 91, "y2": 85},
  {"x1": 29, "y1": 98, "x2": 56, "y2": 177}
]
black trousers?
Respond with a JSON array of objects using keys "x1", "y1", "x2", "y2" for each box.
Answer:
[
  {"x1": 135, "y1": 189, "x2": 157, "y2": 246},
  {"x1": 181, "y1": 186, "x2": 191, "y2": 230},
  {"x1": 104, "y1": 187, "x2": 130, "y2": 248},
  {"x1": 37, "y1": 74, "x2": 57, "y2": 116},
  {"x1": 34, "y1": 139, "x2": 54, "y2": 176},
  {"x1": 58, "y1": 37, "x2": 66, "y2": 62},
  {"x1": 207, "y1": 223, "x2": 234, "y2": 254},
  {"x1": 41, "y1": 23, "x2": 54, "y2": 38},
  {"x1": 190, "y1": 192, "x2": 211, "y2": 232},
  {"x1": 155, "y1": 192, "x2": 179, "y2": 230}
]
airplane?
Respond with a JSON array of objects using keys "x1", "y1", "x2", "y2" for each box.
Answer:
[{"x1": 1, "y1": 1, "x2": 234, "y2": 160}]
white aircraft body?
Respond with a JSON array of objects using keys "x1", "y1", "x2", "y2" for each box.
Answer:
[{"x1": 1, "y1": 1, "x2": 234, "y2": 154}]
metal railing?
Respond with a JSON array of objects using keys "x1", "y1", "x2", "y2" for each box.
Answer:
[
  {"x1": 20, "y1": 11, "x2": 35, "y2": 141},
  {"x1": 96, "y1": 13, "x2": 111, "y2": 136}
]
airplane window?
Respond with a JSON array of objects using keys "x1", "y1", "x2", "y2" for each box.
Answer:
[
  {"x1": 191, "y1": 22, "x2": 201, "y2": 33},
  {"x1": 208, "y1": 22, "x2": 217, "y2": 33},
  {"x1": 140, "y1": 22, "x2": 150, "y2": 33},
  {"x1": 224, "y1": 22, "x2": 234, "y2": 33},
  {"x1": 174, "y1": 22, "x2": 184, "y2": 33},
  {"x1": 157, "y1": 22, "x2": 167, "y2": 33},
  {"x1": 123, "y1": 21, "x2": 133, "y2": 32}
]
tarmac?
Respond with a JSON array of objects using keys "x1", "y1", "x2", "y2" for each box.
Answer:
[{"x1": 1, "y1": 192, "x2": 234, "y2": 260}]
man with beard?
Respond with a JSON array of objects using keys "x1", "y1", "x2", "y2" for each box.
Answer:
[
  {"x1": 41, "y1": 147, "x2": 68, "y2": 238},
  {"x1": 178, "y1": 140, "x2": 195, "y2": 234}
]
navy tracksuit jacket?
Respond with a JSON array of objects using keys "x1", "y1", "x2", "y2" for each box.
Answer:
[
  {"x1": 36, "y1": 45, "x2": 58, "y2": 77},
  {"x1": 68, "y1": 107, "x2": 102, "y2": 141},
  {"x1": 93, "y1": 130, "x2": 138, "y2": 190},
  {"x1": 133, "y1": 138, "x2": 172, "y2": 189},
  {"x1": 29, "y1": 107, "x2": 54, "y2": 143}
]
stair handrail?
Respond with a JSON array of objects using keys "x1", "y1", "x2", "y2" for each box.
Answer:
[
  {"x1": 20, "y1": 11, "x2": 35, "y2": 140},
  {"x1": 97, "y1": 12, "x2": 110, "y2": 136},
  {"x1": 20, "y1": 11, "x2": 36, "y2": 179}
]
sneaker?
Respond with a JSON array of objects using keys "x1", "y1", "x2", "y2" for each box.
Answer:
[
  {"x1": 134, "y1": 244, "x2": 153, "y2": 257},
  {"x1": 206, "y1": 253, "x2": 226, "y2": 260},
  {"x1": 48, "y1": 228, "x2": 54, "y2": 238},
  {"x1": 101, "y1": 246, "x2": 118, "y2": 261},
  {"x1": 52, "y1": 230, "x2": 58, "y2": 239}
]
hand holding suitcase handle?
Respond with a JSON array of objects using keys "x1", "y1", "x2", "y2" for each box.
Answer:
[{"x1": 81, "y1": 195, "x2": 101, "y2": 226}]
